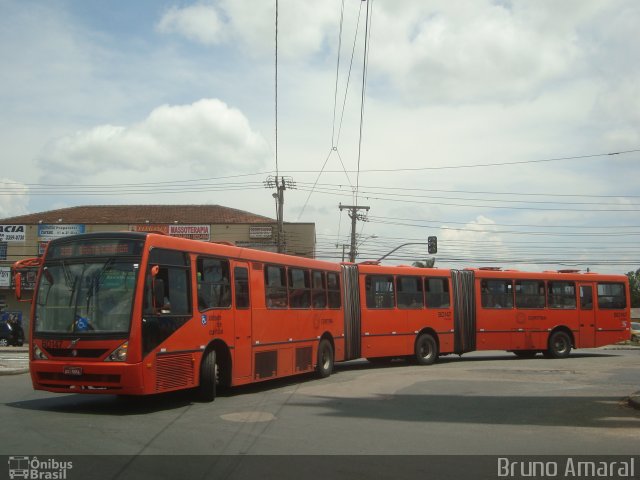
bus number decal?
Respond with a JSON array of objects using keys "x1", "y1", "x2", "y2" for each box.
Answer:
[{"x1": 42, "y1": 340, "x2": 63, "y2": 350}]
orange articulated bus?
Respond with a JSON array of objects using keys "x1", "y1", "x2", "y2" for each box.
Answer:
[
  {"x1": 355, "y1": 265, "x2": 630, "y2": 363},
  {"x1": 15, "y1": 232, "x2": 631, "y2": 401}
]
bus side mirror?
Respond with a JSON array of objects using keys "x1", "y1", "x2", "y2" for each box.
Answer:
[{"x1": 14, "y1": 273, "x2": 22, "y2": 301}]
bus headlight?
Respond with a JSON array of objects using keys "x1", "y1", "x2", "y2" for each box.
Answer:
[
  {"x1": 33, "y1": 344, "x2": 48, "y2": 360},
  {"x1": 105, "y1": 342, "x2": 128, "y2": 362}
]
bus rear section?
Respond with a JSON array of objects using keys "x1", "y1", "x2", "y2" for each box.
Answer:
[{"x1": 472, "y1": 269, "x2": 630, "y2": 358}]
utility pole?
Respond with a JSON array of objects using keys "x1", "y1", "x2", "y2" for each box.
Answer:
[
  {"x1": 265, "y1": 176, "x2": 295, "y2": 253},
  {"x1": 339, "y1": 203, "x2": 370, "y2": 262}
]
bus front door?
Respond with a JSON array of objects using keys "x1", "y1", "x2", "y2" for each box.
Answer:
[{"x1": 233, "y1": 264, "x2": 252, "y2": 379}]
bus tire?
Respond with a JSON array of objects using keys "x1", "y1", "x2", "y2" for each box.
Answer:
[
  {"x1": 316, "y1": 339, "x2": 334, "y2": 378},
  {"x1": 545, "y1": 331, "x2": 572, "y2": 359},
  {"x1": 198, "y1": 350, "x2": 217, "y2": 402},
  {"x1": 414, "y1": 333, "x2": 438, "y2": 365}
]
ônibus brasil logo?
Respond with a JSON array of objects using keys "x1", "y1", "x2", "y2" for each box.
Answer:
[{"x1": 8, "y1": 456, "x2": 73, "y2": 480}]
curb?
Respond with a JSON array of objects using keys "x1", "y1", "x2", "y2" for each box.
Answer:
[{"x1": 0, "y1": 367, "x2": 29, "y2": 376}]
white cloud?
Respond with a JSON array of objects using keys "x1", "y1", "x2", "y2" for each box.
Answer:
[
  {"x1": 38, "y1": 99, "x2": 270, "y2": 183},
  {"x1": 369, "y1": 0, "x2": 593, "y2": 103},
  {"x1": 0, "y1": 179, "x2": 29, "y2": 219},
  {"x1": 156, "y1": 4, "x2": 227, "y2": 46},
  {"x1": 156, "y1": 0, "x2": 339, "y2": 59}
]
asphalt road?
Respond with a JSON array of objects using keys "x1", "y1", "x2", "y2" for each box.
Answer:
[{"x1": 0, "y1": 347, "x2": 638, "y2": 458}]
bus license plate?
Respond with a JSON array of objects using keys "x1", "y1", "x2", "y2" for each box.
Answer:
[{"x1": 63, "y1": 366, "x2": 82, "y2": 376}]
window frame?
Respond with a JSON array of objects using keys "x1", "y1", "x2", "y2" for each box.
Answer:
[
  {"x1": 365, "y1": 275, "x2": 396, "y2": 309},
  {"x1": 265, "y1": 265, "x2": 288, "y2": 309},
  {"x1": 425, "y1": 277, "x2": 451, "y2": 309},
  {"x1": 480, "y1": 279, "x2": 514, "y2": 309},
  {"x1": 547, "y1": 281, "x2": 577, "y2": 309},
  {"x1": 312, "y1": 270, "x2": 327, "y2": 309},
  {"x1": 515, "y1": 280, "x2": 546, "y2": 309},
  {"x1": 596, "y1": 282, "x2": 626, "y2": 310},
  {"x1": 196, "y1": 256, "x2": 232, "y2": 311},
  {"x1": 327, "y1": 271, "x2": 341, "y2": 309},
  {"x1": 396, "y1": 276, "x2": 424, "y2": 309},
  {"x1": 234, "y1": 266, "x2": 250, "y2": 309},
  {"x1": 288, "y1": 267, "x2": 311, "y2": 309}
]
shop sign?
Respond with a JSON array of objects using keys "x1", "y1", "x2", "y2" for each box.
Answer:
[
  {"x1": 130, "y1": 224, "x2": 169, "y2": 234},
  {"x1": 38, "y1": 224, "x2": 85, "y2": 239},
  {"x1": 0, "y1": 267, "x2": 10, "y2": 288},
  {"x1": 130, "y1": 224, "x2": 210, "y2": 241},
  {"x1": 169, "y1": 224, "x2": 210, "y2": 241},
  {"x1": 249, "y1": 226, "x2": 273, "y2": 239},
  {"x1": 0, "y1": 225, "x2": 25, "y2": 242}
]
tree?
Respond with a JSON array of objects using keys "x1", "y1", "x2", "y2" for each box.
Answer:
[{"x1": 626, "y1": 269, "x2": 640, "y2": 308}]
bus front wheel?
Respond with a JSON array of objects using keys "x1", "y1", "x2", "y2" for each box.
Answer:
[
  {"x1": 316, "y1": 339, "x2": 334, "y2": 378},
  {"x1": 414, "y1": 333, "x2": 438, "y2": 365},
  {"x1": 198, "y1": 349, "x2": 217, "y2": 402}
]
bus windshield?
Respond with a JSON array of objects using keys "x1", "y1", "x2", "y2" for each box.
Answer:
[{"x1": 34, "y1": 259, "x2": 139, "y2": 334}]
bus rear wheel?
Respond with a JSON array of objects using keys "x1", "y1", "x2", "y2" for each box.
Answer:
[
  {"x1": 414, "y1": 333, "x2": 438, "y2": 365},
  {"x1": 316, "y1": 339, "x2": 334, "y2": 378},
  {"x1": 197, "y1": 349, "x2": 217, "y2": 402},
  {"x1": 544, "y1": 331, "x2": 572, "y2": 359}
]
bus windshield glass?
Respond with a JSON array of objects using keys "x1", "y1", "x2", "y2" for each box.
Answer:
[{"x1": 34, "y1": 239, "x2": 143, "y2": 335}]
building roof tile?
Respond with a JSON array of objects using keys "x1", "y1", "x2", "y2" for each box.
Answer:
[{"x1": 0, "y1": 205, "x2": 275, "y2": 225}]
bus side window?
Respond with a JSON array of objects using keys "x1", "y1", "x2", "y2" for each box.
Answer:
[
  {"x1": 597, "y1": 282, "x2": 626, "y2": 309},
  {"x1": 481, "y1": 279, "x2": 514, "y2": 309},
  {"x1": 265, "y1": 265, "x2": 288, "y2": 308},
  {"x1": 580, "y1": 285, "x2": 593, "y2": 310},
  {"x1": 197, "y1": 257, "x2": 231, "y2": 310},
  {"x1": 548, "y1": 281, "x2": 576, "y2": 309},
  {"x1": 312, "y1": 271, "x2": 327, "y2": 308},
  {"x1": 288, "y1": 268, "x2": 311, "y2": 309},
  {"x1": 234, "y1": 267, "x2": 250, "y2": 309},
  {"x1": 515, "y1": 280, "x2": 545, "y2": 309},
  {"x1": 366, "y1": 275, "x2": 395, "y2": 309},
  {"x1": 397, "y1": 276, "x2": 423, "y2": 309},
  {"x1": 426, "y1": 277, "x2": 450, "y2": 308},
  {"x1": 327, "y1": 272, "x2": 341, "y2": 309}
]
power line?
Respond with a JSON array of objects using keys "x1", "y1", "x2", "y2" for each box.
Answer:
[
  {"x1": 295, "y1": 185, "x2": 640, "y2": 212},
  {"x1": 296, "y1": 181, "x2": 640, "y2": 200},
  {"x1": 284, "y1": 148, "x2": 640, "y2": 173},
  {"x1": 296, "y1": 0, "x2": 363, "y2": 219},
  {"x1": 5, "y1": 148, "x2": 639, "y2": 190},
  {"x1": 366, "y1": 215, "x2": 640, "y2": 230},
  {"x1": 295, "y1": 183, "x2": 640, "y2": 206}
]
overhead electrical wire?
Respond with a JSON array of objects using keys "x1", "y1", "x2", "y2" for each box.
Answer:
[
  {"x1": 297, "y1": 0, "x2": 364, "y2": 219},
  {"x1": 4, "y1": 147, "x2": 638, "y2": 192}
]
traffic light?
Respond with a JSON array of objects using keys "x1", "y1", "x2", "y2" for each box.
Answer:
[{"x1": 427, "y1": 236, "x2": 437, "y2": 254}]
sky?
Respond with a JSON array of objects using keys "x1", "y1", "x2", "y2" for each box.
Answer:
[{"x1": 1, "y1": 0, "x2": 639, "y2": 274}]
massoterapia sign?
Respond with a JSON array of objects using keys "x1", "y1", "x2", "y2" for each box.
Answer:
[
  {"x1": 130, "y1": 224, "x2": 211, "y2": 241},
  {"x1": 0, "y1": 225, "x2": 26, "y2": 242}
]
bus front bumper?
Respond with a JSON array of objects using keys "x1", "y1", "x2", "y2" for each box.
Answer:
[{"x1": 30, "y1": 360, "x2": 146, "y2": 395}]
